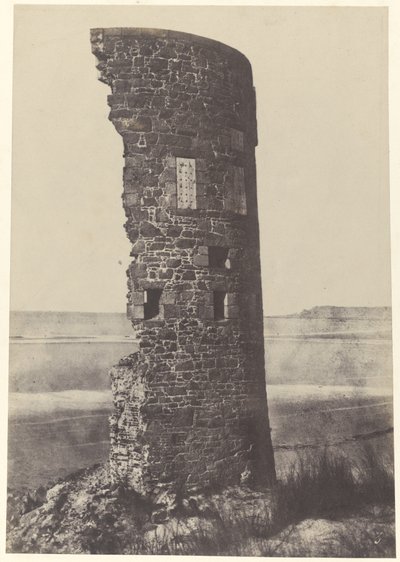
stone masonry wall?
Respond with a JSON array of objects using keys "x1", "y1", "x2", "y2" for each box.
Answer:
[{"x1": 90, "y1": 28, "x2": 276, "y2": 499}]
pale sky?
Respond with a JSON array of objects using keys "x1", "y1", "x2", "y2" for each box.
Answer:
[{"x1": 10, "y1": 5, "x2": 391, "y2": 316}]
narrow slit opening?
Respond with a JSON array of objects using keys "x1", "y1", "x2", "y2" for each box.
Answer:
[
  {"x1": 208, "y1": 246, "x2": 229, "y2": 268},
  {"x1": 144, "y1": 289, "x2": 162, "y2": 320},
  {"x1": 213, "y1": 291, "x2": 226, "y2": 320}
]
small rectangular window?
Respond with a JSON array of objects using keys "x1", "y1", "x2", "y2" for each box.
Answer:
[
  {"x1": 213, "y1": 291, "x2": 227, "y2": 320},
  {"x1": 144, "y1": 289, "x2": 162, "y2": 320},
  {"x1": 208, "y1": 246, "x2": 229, "y2": 268}
]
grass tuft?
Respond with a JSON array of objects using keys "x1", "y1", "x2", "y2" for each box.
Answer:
[
  {"x1": 7, "y1": 446, "x2": 395, "y2": 556},
  {"x1": 135, "y1": 447, "x2": 395, "y2": 556}
]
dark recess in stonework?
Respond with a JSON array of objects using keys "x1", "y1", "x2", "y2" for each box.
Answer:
[
  {"x1": 144, "y1": 289, "x2": 162, "y2": 320},
  {"x1": 213, "y1": 291, "x2": 226, "y2": 320},
  {"x1": 208, "y1": 246, "x2": 229, "y2": 268}
]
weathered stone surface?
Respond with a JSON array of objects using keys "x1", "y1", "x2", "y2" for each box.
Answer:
[
  {"x1": 90, "y1": 27, "x2": 275, "y2": 497},
  {"x1": 140, "y1": 221, "x2": 162, "y2": 238},
  {"x1": 193, "y1": 254, "x2": 209, "y2": 267}
]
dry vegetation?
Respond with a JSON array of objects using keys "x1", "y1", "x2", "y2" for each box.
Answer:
[{"x1": 7, "y1": 445, "x2": 395, "y2": 556}]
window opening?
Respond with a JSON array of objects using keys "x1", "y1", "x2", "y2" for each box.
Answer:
[
  {"x1": 144, "y1": 289, "x2": 162, "y2": 320},
  {"x1": 208, "y1": 246, "x2": 229, "y2": 268},
  {"x1": 213, "y1": 291, "x2": 227, "y2": 320}
]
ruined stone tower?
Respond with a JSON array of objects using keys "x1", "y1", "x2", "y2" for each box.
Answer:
[{"x1": 90, "y1": 28, "x2": 275, "y2": 498}]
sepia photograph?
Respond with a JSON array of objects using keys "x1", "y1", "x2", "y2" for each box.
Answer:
[{"x1": 3, "y1": 2, "x2": 397, "y2": 556}]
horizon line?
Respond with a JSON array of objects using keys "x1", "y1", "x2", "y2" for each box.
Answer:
[{"x1": 9, "y1": 305, "x2": 392, "y2": 317}]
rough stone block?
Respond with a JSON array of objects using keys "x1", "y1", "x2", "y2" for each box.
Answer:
[
  {"x1": 226, "y1": 293, "x2": 238, "y2": 306},
  {"x1": 167, "y1": 225, "x2": 182, "y2": 237},
  {"x1": 196, "y1": 196, "x2": 208, "y2": 209},
  {"x1": 124, "y1": 193, "x2": 139, "y2": 207},
  {"x1": 131, "y1": 291, "x2": 145, "y2": 304},
  {"x1": 165, "y1": 156, "x2": 177, "y2": 168},
  {"x1": 140, "y1": 221, "x2": 163, "y2": 237},
  {"x1": 128, "y1": 207, "x2": 147, "y2": 222},
  {"x1": 129, "y1": 262, "x2": 147, "y2": 278},
  {"x1": 133, "y1": 304, "x2": 145, "y2": 319},
  {"x1": 127, "y1": 116, "x2": 153, "y2": 132},
  {"x1": 159, "y1": 269, "x2": 173, "y2": 279},
  {"x1": 203, "y1": 306, "x2": 214, "y2": 320},
  {"x1": 171, "y1": 407, "x2": 194, "y2": 427},
  {"x1": 125, "y1": 154, "x2": 146, "y2": 168},
  {"x1": 203, "y1": 292, "x2": 214, "y2": 305},
  {"x1": 109, "y1": 108, "x2": 133, "y2": 120},
  {"x1": 228, "y1": 248, "x2": 239, "y2": 259},
  {"x1": 198, "y1": 246, "x2": 208, "y2": 255},
  {"x1": 125, "y1": 134, "x2": 142, "y2": 147},
  {"x1": 175, "y1": 360, "x2": 194, "y2": 371},
  {"x1": 131, "y1": 240, "x2": 146, "y2": 254},
  {"x1": 196, "y1": 183, "x2": 207, "y2": 199},
  {"x1": 195, "y1": 158, "x2": 207, "y2": 171},
  {"x1": 163, "y1": 304, "x2": 179, "y2": 318},
  {"x1": 159, "y1": 168, "x2": 177, "y2": 184},
  {"x1": 149, "y1": 57, "x2": 169, "y2": 72},
  {"x1": 225, "y1": 305, "x2": 239, "y2": 319},
  {"x1": 160, "y1": 292, "x2": 175, "y2": 305},
  {"x1": 196, "y1": 171, "x2": 208, "y2": 184},
  {"x1": 166, "y1": 258, "x2": 181, "y2": 268},
  {"x1": 123, "y1": 182, "x2": 140, "y2": 194},
  {"x1": 231, "y1": 128, "x2": 244, "y2": 151},
  {"x1": 126, "y1": 304, "x2": 134, "y2": 319},
  {"x1": 165, "y1": 181, "x2": 177, "y2": 195},
  {"x1": 176, "y1": 238, "x2": 195, "y2": 249},
  {"x1": 193, "y1": 254, "x2": 209, "y2": 267}
]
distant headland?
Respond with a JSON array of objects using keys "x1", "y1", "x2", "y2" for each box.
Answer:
[{"x1": 285, "y1": 306, "x2": 391, "y2": 320}]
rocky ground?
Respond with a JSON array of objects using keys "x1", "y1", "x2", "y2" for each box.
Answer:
[{"x1": 7, "y1": 462, "x2": 395, "y2": 556}]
